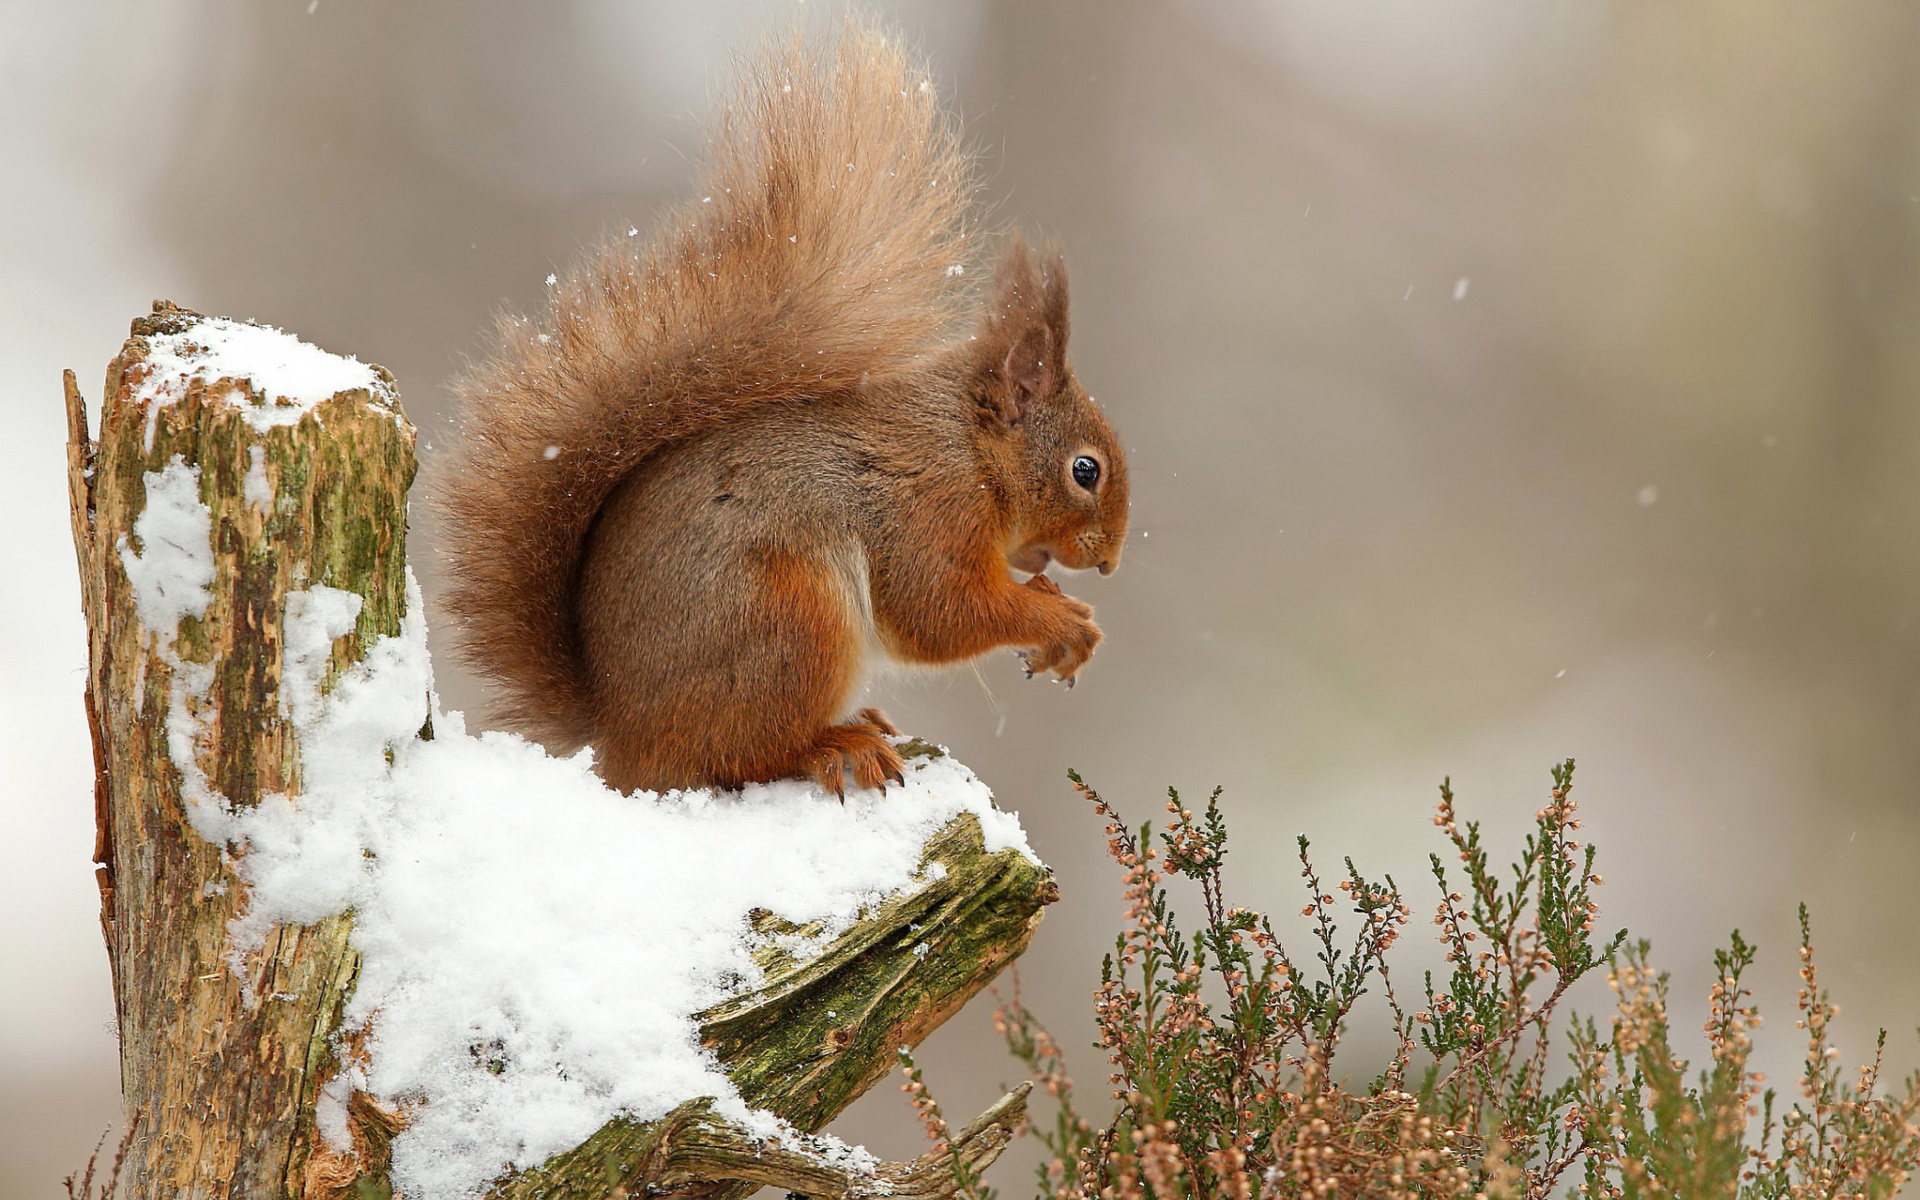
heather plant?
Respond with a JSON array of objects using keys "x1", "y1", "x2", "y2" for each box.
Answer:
[
  {"x1": 1566, "y1": 910, "x2": 1920, "y2": 1199},
  {"x1": 903, "y1": 761, "x2": 1920, "y2": 1198},
  {"x1": 62, "y1": 1124, "x2": 133, "y2": 1200}
]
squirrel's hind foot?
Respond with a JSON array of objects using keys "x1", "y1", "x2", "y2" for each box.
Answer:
[{"x1": 799, "y1": 717, "x2": 906, "y2": 800}]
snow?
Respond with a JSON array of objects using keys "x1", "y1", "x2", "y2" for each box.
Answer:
[
  {"x1": 243, "y1": 445, "x2": 273, "y2": 509},
  {"x1": 137, "y1": 518, "x2": 1034, "y2": 1195},
  {"x1": 133, "y1": 316, "x2": 397, "y2": 450},
  {"x1": 238, "y1": 581, "x2": 1029, "y2": 1196},
  {"x1": 166, "y1": 658, "x2": 220, "y2": 817},
  {"x1": 280, "y1": 585, "x2": 362, "y2": 725},
  {"x1": 116, "y1": 456, "x2": 213, "y2": 645},
  {"x1": 109, "y1": 457, "x2": 239, "y2": 847}
]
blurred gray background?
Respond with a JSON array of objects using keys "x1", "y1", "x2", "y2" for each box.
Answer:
[{"x1": 6, "y1": 0, "x2": 1920, "y2": 1194}]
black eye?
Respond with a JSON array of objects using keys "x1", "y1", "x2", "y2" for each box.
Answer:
[{"x1": 1071, "y1": 455, "x2": 1100, "y2": 490}]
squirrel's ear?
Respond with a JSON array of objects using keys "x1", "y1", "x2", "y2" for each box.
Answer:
[
  {"x1": 978, "y1": 238, "x2": 1069, "y2": 427},
  {"x1": 998, "y1": 324, "x2": 1052, "y2": 421}
]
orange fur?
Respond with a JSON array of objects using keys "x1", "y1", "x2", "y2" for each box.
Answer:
[{"x1": 432, "y1": 26, "x2": 1129, "y2": 795}]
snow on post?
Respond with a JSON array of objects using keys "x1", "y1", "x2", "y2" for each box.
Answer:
[{"x1": 67, "y1": 302, "x2": 1051, "y2": 1200}]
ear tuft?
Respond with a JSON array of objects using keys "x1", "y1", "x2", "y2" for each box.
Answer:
[
  {"x1": 1040, "y1": 249, "x2": 1070, "y2": 349},
  {"x1": 974, "y1": 236, "x2": 1072, "y2": 428}
]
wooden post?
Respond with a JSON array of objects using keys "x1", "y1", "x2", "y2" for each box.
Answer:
[
  {"x1": 68, "y1": 303, "x2": 1051, "y2": 1200},
  {"x1": 70, "y1": 301, "x2": 412, "y2": 1200}
]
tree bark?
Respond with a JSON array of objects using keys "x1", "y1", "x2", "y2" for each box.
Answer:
[
  {"x1": 72, "y1": 301, "x2": 412, "y2": 1200},
  {"x1": 70, "y1": 302, "x2": 1052, "y2": 1200}
]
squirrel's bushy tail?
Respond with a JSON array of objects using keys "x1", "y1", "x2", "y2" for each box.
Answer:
[{"x1": 431, "y1": 26, "x2": 976, "y2": 749}]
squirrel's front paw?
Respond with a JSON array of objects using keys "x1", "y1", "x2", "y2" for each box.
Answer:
[
  {"x1": 1023, "y1": 571, "x2": 1093, "y2": 617},
  {"x1": 1019, "y1": 584, "x2": 1102, "y2": 686}
]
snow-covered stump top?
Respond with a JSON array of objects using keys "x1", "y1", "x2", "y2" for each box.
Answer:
[{"x1": 72, "y1": 303, "x2": 1051, "y2": 1200}]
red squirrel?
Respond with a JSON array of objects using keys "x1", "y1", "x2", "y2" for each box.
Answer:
[{"x1": 431, "y1": 28, "x2": 1129, "y2": 796}]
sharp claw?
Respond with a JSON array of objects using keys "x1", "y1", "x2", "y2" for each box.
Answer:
[{"x1": 1065, "y1": 674, "x2": 1077, "y2": 690}]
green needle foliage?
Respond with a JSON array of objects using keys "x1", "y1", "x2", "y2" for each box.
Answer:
[{"x1": 903, "y1": 760, "x2": 1920, "y2": 1199}]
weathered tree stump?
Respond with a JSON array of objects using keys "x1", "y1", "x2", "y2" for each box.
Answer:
[
  {"x1": 70, "y1": 301, "x2": 412, "y2": 1200},
  {"x1": 68, "y1": 302, "x2": 1053, "y2": 1200}
]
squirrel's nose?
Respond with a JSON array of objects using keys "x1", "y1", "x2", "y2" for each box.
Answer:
[{"x1": 1097, "y1": 556, "x2": 1117, "y2": 576}]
